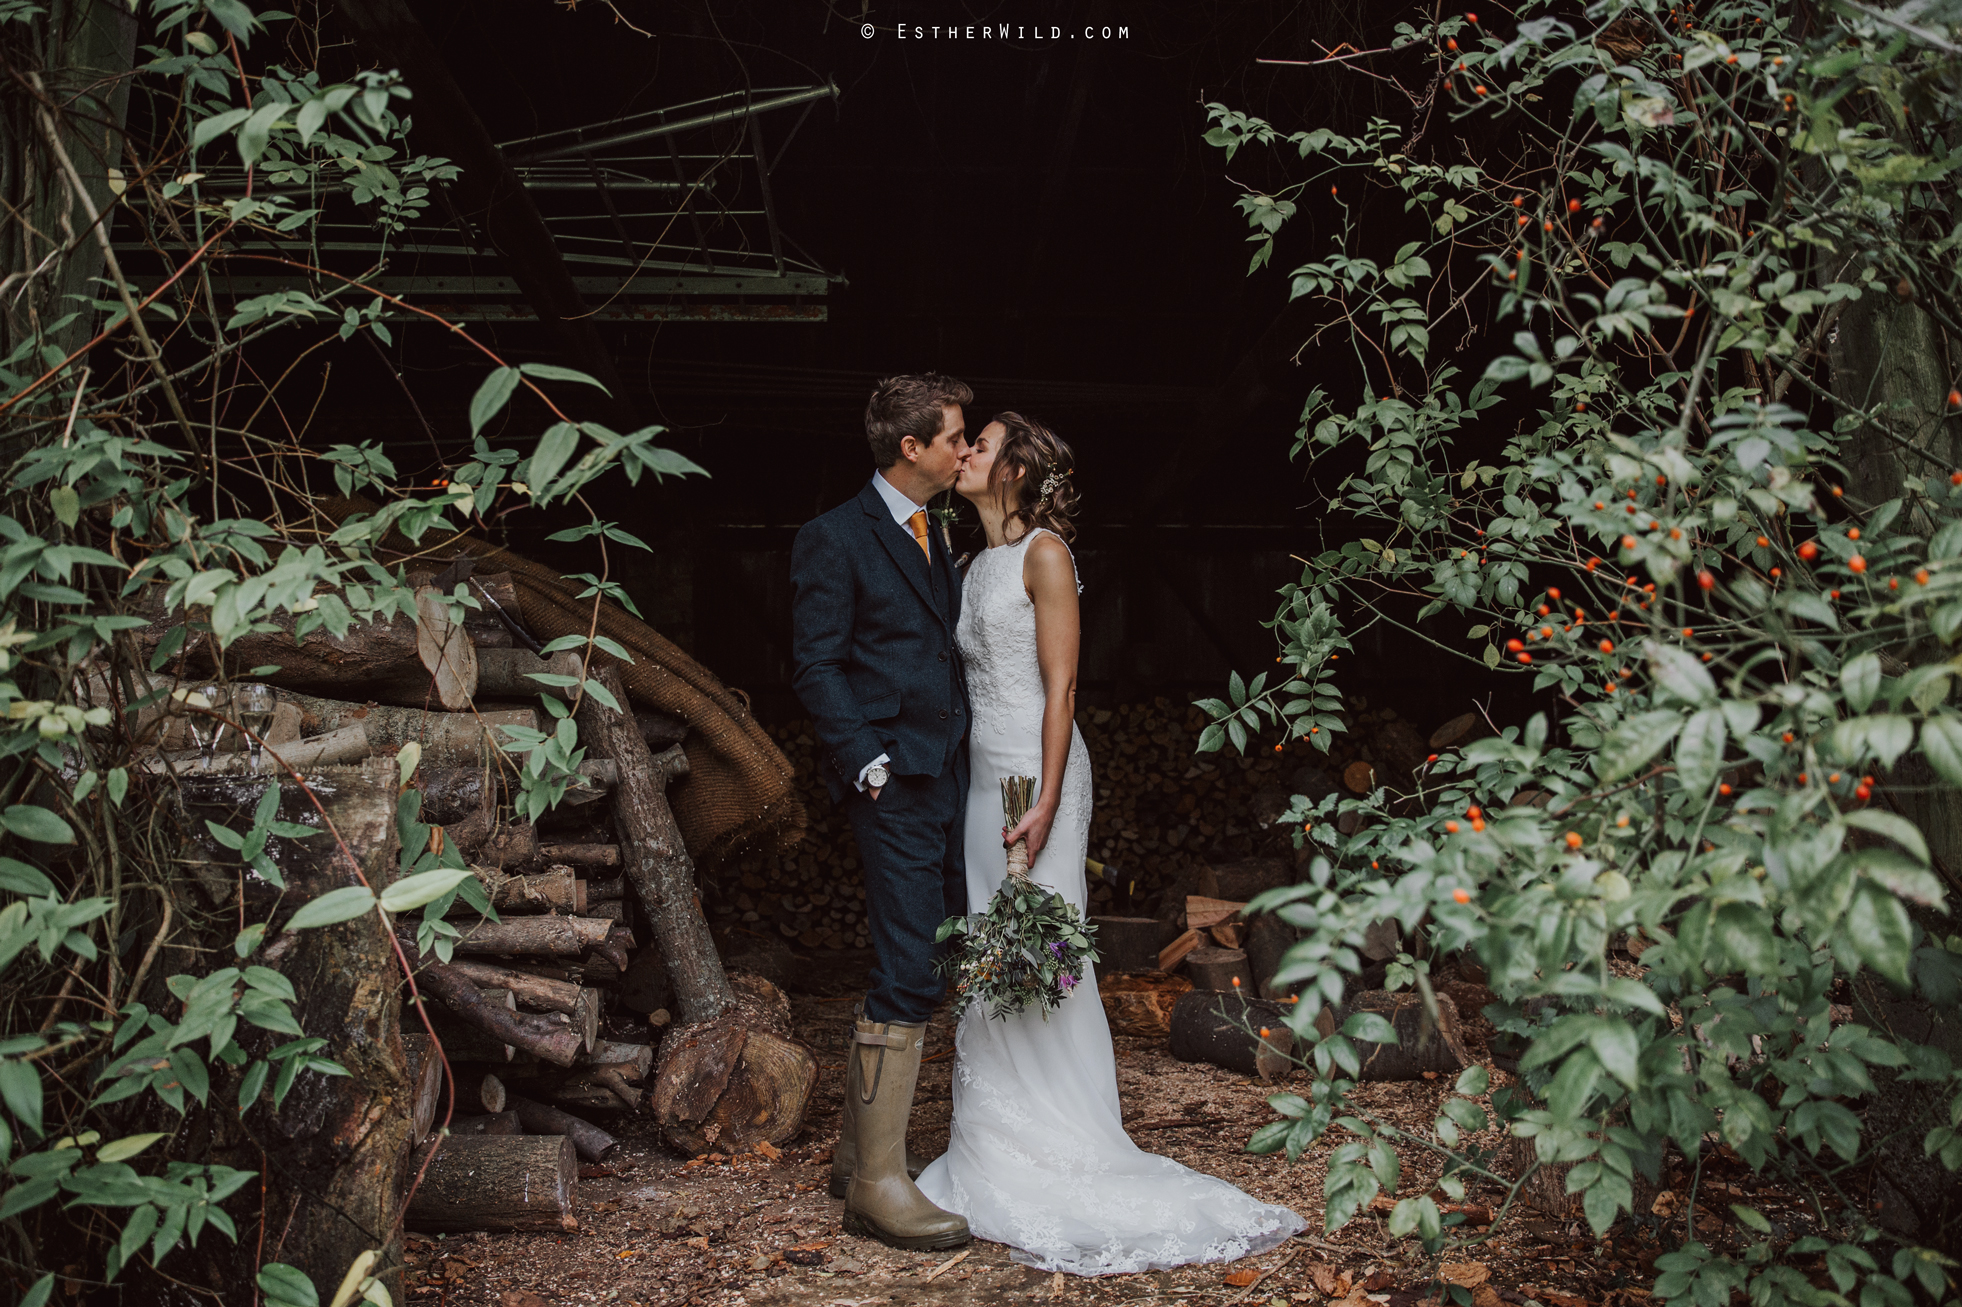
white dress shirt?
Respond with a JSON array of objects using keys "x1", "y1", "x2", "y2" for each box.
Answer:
[{"x1": 857, "y1": 471, "x2": 931, "y2": 791}]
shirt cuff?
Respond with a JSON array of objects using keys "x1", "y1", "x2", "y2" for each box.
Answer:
[{"x1": 855, "y1": 753, "x2": 891, "y2": 792}]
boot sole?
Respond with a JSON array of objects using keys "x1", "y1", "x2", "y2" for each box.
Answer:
[{"x1": 842, "y1": 1209, "x2": 971, "y2": 1251}]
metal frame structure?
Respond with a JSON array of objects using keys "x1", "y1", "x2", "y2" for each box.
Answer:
[{"x1": 122, "y1": 83, "x2": 844, "y2": 322}]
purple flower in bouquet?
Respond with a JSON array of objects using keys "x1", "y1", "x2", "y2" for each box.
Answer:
[
  {"x1": 1048, "y1": 940, "x2": 1066, "y2": 957},
  {"x1": 1059, "y1": 973, "x2": 1078, "y2": 991}
]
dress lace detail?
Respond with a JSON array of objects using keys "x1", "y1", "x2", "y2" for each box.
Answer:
[{"x1": 916, "y1": 528, "x2": 1306, "y2": 1276}]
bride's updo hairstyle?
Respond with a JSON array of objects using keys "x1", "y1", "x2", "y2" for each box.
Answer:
[{"x1": 988, "y1": 411, "x2": 1078, "y2": 545}]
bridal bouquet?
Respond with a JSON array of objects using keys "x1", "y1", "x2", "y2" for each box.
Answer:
[{"x1": 935, "y1": 776, "x2": 1100, "y2": 1022}]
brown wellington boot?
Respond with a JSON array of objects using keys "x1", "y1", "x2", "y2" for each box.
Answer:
[
  {"x1": 830, "y1": 1000, "x2": 933, "y2": 1198},
  {"x1": 841, "y1": 1017, "x2": 969, "y2": 1250}
]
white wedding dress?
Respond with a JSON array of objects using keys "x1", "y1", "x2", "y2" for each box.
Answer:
[{"x1": 914, "y1": 528, "x2": 1306, "y2": 1275}]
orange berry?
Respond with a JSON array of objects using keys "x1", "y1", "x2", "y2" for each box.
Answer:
[
  {"x1": 1799, "y1": 773, "x2": 1809, "y2": 784},
  {"x1": 1848, "y1": 527, "x2": 1861, "y2": 541},
  {"x1": 1604, "y1": 682, "x2": 1617, "y2": 693},
  {"x1": 1275, "y1": 743, "x2": 1284, "y2": 753},
  {"x1": 1426, "y1": 754, "x2": 1438, "y2": 763},
  {"x1": 1917, "y1": 569, "x2": 1930, "y2": 585},
  {"x1": 1616, "y1": 815, "x2": 1630, "y2": 828},
  {"x1": 1475, "y1": 84, "x2": 1488, "y2": 95},
  {"x1": 1586, "y1": 556, "x2": 1601, "y2": 571},
  {"x1": 1697, "y1": 570, "x2": 1716, "y2": 590},
  {"x1": 1798, "y1": 540, "x2": 1818, "y2": 560},
  {"x1": 1701, "y1": 653, "x2": 1713, "y2": 662},
  {"x1": 1670, "y1": 528, "x2": 1683, "y2": 540},
  {"x1": 1599, "y1": 639, "x2": 1615, "y2": 654},
  {"x1": 1511, "y1": 195, "x2": 1525, "y2": 207},
  {"x1": 1949, "y1": 390, "x2": 1962, "y2": 410},
  {"x1": 1829, "y1": 773, "x2": 1841, "y2": 784},
  {"x1": 1547, "y1": 587, "x2": 1561, "y2": 600},
  {"x1": 1855, "y1": 784, "x2": 1872, "y2": 801},
  {"x1": 1782, "y1": 732, "x2": 1794, "y2": 743},
  {"x1": 1725, "y1": 52, "x2": 1738, "y2": 62},
  {"x1": 1622, "y1": 534, "x2": 1638, "y2": 549},
  {"x1": 1232, "y1": 976, "x2": 1242, "y2": 988},
  {"x1": 1568, "y1": 198, "x2": 1581, "y2": 213},
  {"x1": 1889, "y1": 576, "x2": 1901, "y2": 590},
  {"x1": 1516, "y1": 652, "x2": 1533, "y2": 663},
  {"x1": 1446, "y1": 821, "x2": 1461, "y2": 834},
  {"x1": 1951, "y1": 471, "x2": 1962, "y2": 485},
  {"x1": 1543, "y1": 220, "x2": 1554, "y2": 232},
  {"x1": 1507, "y1": 638, "x2": 1525, "y2": 652},
  {"x1": 1719, "y1": 783, "x2": 1732, "y2": 795},
  {"x1": 1452, "y1": 888, "x2": 1472, "y2": 904},
  {"x1": 1540, "y1": 626, "x2": 1553, "y2": 638},
  {"x1": 1682, "y1": 627, "x2": 1694, "y2": 638},
  {"x1": 1565, "y1": 832, "x2": 1583, "y2": 849},
  {"x1": 1467, "y1": 805, "x2": 1482, "y2": 819},
  {"x1": 1448, "y1": 37, "x2": 1459, "y2": 49},
  {"x1": 1471, "y1": 818, "x2": 1486, "y2": 832},
  {"x1": 1831, "y1": 485, "x2": 1844, "y2": 498},
  {"x1": 1594, "y1": 501, "x2": 1606, "y2": 511},
  {"x1": 1770, "y1": 567, "x2": 1782, "y2": 579},
  {"x1": 1757, "y1": 535, "x2": 1770, "y2": 547},
  {"x1": 1260, "y1": 1028, "x2": 1272, "y2": 1038},
  {"x1": 1849, "y1": 555, "x2": 1867, "y2": 573}
]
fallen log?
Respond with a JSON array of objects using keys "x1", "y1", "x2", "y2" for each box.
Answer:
[
  {"x1": 442, "y1": 915, "x2": 612, "y2": 957},
  {"x1": 584, "y1": 876, "x2": 625, "y2": 903},
  {"x1": 418, "y1": 987, "x2": 517, "y2": 1063},
  {"x1": 460, "y1": 865, "x2": 579, "y2": 914},
  {"x1": 537, "y1": 842, "x2": 619, "y2": 868},
  {"x1": 415, "y1": 963, "x2": 581, "y2": 1067},
  {"x1": 274, "y1": 690, "x2": 534, "y2": 769},
  {"x1": 1100, "y1": 971, "x2": 1193, "y2": 1037},
  {"x1": 436, "y1": 959, "x2": 599, "y2": 1051},
  {"x1": 447, "y1": 1111, "x2": 521, "y2": 1137},
  {"x1": 448, "y1": 1065, "x2": 508, "y2": 1114},
  {"x1": 401, "y1": 1033, "x2": 444, "y2": 1144},
  {"x1": 476, "y1": 647, "x2": 582, "y2": 698},
  {"x1": 506, "y1": 1094, "x2": 618, "y2": 1162},
  {"x1": 404, "y1": 1134, "x2": 578, "y2": 1233},
  {"x1": 1314, "y1": 990, "x2": 1470, "y2": 1080},
  {"x1": 1168, "y1": 991, "x2": 1296, "y2": 1082},
  {"x1": 140, "y1": 723, "x2": 371, "y2": 774}
]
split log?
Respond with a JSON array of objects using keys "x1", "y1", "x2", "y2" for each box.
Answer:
[
  {"x1": 507, "y1": 1094, "x2": 619, "y2": 1162},
  {"x1": 274, "y1": 690, "x2": 535, "y2": 769},
  {"x1": 414, "y1": 963, "x2": 582, "y2": 1067},
  {"x1": 1090, "y1": 917, "x2": 1170, "y2": 975},
  {"x1": 1314, "y1": 990, "x2": 1470, "y2": 1080},
  {"x1": 443, "y1": 915, "x2": 612, "y2": 957},
  {"x1": 587, "y1": 1042, "x2": 653, "y2": 1079},
  {"x1": 401, "y1": 1033, "x2": 444, "y2": 1144},
  {"x1": 1168, "y1": 991, "x2": 1296, "y2": 1082},
  {"x1": 1245, "y1": 912, "x2": 1302, "y2": 1002},
  {"x1": 140, "y1": 723, "x2": 371, "y2": 774},
  {"x1": 1185, "y1": 947, "x2": 1255, "y2": 993},
  {"x1": 413, "y1": 584, "x2": 479, "y2": 711},
  {"x1": 1185, "y1": 897, "x2": 1246, "y2": 929},
  {"x1": 405, "y1": 1134, "x2": 578, "y2": 1233},
  {"x1": 447, "y1": 1111, "x2": 521, "y2": 1137},
  {"x1": 436, "y1": 960, "x2": 599, "y2": 1050},
  {"x1": 1158, "y1": 928, "x2": 1203, "y2": 973},
  {"x1": 1100, "y1": 971, "x2": 1193, "y2": 1037}
]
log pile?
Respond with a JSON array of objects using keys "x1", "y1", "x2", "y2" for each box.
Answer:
[
  {"x1": 714, "y1": 696, "x2": 1471, "y2": 952},
  {"x1": 126, "y1": 557, "x2": 814, "y2": 1244}
]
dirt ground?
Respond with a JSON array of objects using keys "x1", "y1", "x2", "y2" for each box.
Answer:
[{"x1": 401, "y1": 954, "x2": 1798, "y2": 1307}]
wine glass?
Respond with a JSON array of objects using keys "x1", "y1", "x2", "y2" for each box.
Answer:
[
  {"x1": 190, "y1": 684, "x2": 226, "y2": 764},
  {"x1": 230, "y1": 684, "x2": 276, "y2": 771}
]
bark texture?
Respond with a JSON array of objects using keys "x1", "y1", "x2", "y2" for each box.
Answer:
[{"x1": 404, "y1": 1135, "x2": 579, "y2": 1233}]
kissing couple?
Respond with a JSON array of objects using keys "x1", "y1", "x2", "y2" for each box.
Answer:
[{"x1": 788, "y1": 374, "x2": 1306, "y2": 1275}]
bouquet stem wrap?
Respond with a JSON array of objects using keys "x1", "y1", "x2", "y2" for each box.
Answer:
[{"x1": 1001, "y1": 774, "x2": 1036, "y2": 882}]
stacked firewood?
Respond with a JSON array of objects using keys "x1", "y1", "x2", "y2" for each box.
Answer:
[
  {"x1": 109, "y1": 557, "x2": 817, "y2": 1237},
  {"x1": 715, "y1": 696, "x2": 1448, "y2": 943}
]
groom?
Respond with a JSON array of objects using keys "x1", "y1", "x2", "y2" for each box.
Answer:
[{"x1": 789, "y1": 373, "x2": 974, "y2": 1251}]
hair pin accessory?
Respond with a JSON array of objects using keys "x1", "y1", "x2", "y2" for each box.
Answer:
[{"x1": 1039, "y1": 468, "x2": 1072, "y2": 498}]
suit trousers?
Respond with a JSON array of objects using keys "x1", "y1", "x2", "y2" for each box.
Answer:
[{"x1": 845, "y1": 755, "x2": 969, "y2": 1025}]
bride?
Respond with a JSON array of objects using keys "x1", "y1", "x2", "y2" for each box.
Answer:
[{"x1": 913, "y1": 412, "x2": 1307, "y2": 1275}]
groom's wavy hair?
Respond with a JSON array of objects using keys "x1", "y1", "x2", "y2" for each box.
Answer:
[
  {"x1": 988, "y1": 412, "x2": 1078, "y2": 545},
  {"x1": 865, "y1": 373, "x2": 973, "y2": 467}
]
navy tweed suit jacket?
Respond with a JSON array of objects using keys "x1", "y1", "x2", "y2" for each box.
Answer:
[{"x1": 789, "y1": 479, "x2": 970, "y2": 803}]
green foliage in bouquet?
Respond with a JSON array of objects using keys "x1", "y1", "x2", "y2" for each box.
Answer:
[{"x1": 935, "y1": 882, "x2": 1101, "y2": 1023}]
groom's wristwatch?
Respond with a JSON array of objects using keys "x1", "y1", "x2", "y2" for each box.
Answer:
[{"x1": 865, "y1": 763, "x2": 891, "y2": 788}]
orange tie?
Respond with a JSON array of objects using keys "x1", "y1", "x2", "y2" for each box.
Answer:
[{"x1": 907, "y1": 509, "x2": 932, "y2": 561}]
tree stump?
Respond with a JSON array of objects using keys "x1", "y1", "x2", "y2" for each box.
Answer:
[
  {"x1": 1185, "y1": 946, "x2": 1255, "y2": 992},
  {"x1": 1168, "y1": 990, "x2": 1296, "y2": 1081},
  {"x1": 651, "y1": 972, "x2": 818, "y2": 1156},
  {"x1": 405, "y1": 1135, "x2": 578, "y2": 1232},
  {"x1": 1087, "y1": 917, "x2": 1168, "y2": 974},
  {"x1": 1315, "y1": 990, "x2": 1471, "y2": 1079}
]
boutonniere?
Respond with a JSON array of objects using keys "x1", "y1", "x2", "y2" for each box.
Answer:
[{"x1": 932, "y1": 494, "x2": 962, "y2": 554}]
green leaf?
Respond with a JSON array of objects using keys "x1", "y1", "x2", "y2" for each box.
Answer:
[
  {"x1": 1676, "y1": 707, "x2": 1727, "y2": 794},
  {"x1": 257, "y1": 1263, "x2": 320, "y2": 1307},
  {"x1": 0, "y1": 1058, "x2": 42, "y2": 1134},
  {"x1": 191, "y1": 107, "x2": 251, "y2": 149},
  {"x1": 18, "y1": 1273, "x2": 54, "y2": 1307},
  {"x1": 378, "y1": 867, "x2": 472, "y2": 914},
  {"x1": 517, "y1": 362, "x2": 611, "y2": 394},
  {"x1": 526, "y1": 423, "x2": 581, "y2": 498},
  {"x1": 49, "y1": 487, "x2": 78, "y2": 529},
  {"x1": 1922, "y1": 713, "x2": 1962, "y2": 786},
  {"x1": 1846, "y1": 881, "x2": 1914, "y2": 986},
  {"x1": 1843, "y1": 809, "x2": 1930, "y2": 865},
  {"x1": 283, "y1": 886, "x2": 376, "y2": 932},
  {"x1": 1597, "y1": 711, "x2": 1683, "y2": 783},
  {"x1": 1454, "y1": 1065, "x2": 1490, "y2": 1096},
  {"x1": 0, "y1": 806, "x2": 73, "y2": 845},
  {"x1": 1714, "y1": 902, "x2": 1780, "y2": 973},
  {"x1": 0, "y1": 859, "x2": 55, "y2": 897},
  {"x1": 95, "y1": 1132, "x2": 168, "y2": 1163},
  {"x1": 1842, "y1": 652, "x2": 1882, "y2": 714},
  {"x1": 468, "y1": 368, "x2": 520, "y2": 438},
  {"x1": 1646, "y1": 641, "x2": 1717, "y2": 705}
]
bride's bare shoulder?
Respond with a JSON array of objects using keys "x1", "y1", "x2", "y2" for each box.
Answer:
[{"x1": 1021, "y1": 531, "x2": 1080, "y2": 599}]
